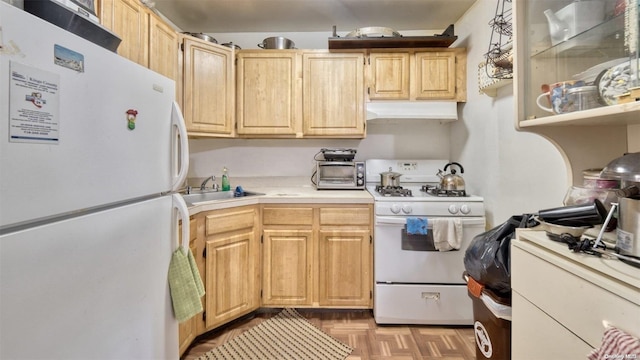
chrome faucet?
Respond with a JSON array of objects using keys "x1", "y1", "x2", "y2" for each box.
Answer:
[{"x1": 200, "y1": 175, "x2": 218, "y2": 191}]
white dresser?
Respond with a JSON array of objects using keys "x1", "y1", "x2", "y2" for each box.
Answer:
[{"x1": 511, "y1": 229, "x2": 640, "y2": 359}]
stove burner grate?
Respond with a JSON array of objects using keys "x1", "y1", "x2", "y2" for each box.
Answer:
[
  {"x1": 421, "y1": 185, "x2": 467, "y2": 197},
  {"x1": 376, "y1": 185, "x2": 413, "y2": 197}
]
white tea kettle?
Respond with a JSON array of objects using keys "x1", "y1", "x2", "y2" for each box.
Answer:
[{"x1": 437, "y1": 162, "x2": 465, "y2": 191}]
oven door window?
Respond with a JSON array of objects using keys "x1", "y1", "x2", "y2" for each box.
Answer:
[{"x1": 401, "y1": 228, "x2": 437, "y2": 251}]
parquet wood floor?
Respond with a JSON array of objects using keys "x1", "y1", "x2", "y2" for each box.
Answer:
[{"x1": 182, "y1": 309, "x2": 477, "y2": 360}]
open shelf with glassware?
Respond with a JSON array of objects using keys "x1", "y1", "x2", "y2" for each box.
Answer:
[{"x1": 515, "y1": 0, "x2": 639, "y2": 128}]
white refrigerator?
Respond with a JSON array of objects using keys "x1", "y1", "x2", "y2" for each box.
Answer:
[{"x1": 0, "y1": 3, "x2": 190, "y2": 359}]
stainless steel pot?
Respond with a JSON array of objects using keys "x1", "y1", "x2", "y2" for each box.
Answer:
[
  {"x1": 183, "y1": 32, "x2": 217, "y2": 43},
  {"x1": 258, "y1": 36, "x2": 295, "y2": 49},
  {"x1": 600, "y1": 152, "x2": 640, "y2": 187},
  {"x1": 380, "y1": 167, "x2": 402, "y2": 187},
  {"x1": 618, "y1": 197, "x2": 640, "y2": 258},
  {"x1": 221, "y1": 42, "x2": 241, "y2": 50}
]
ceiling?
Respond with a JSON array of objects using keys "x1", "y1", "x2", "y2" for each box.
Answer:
[{"x1": 152, "y1": 0, "x2": 478, "y2": 33}]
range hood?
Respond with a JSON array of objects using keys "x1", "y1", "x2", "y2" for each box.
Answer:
[{"x1": 366, "y1": 101, "x2": 458, "y2": 122}]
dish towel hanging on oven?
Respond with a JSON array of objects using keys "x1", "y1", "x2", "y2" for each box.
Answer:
[
  {"x1": 406, "y1": 217, "x2": 428, "y2": 235},
  {"x1": 432, "y1": 218, "x2": 463, "y2": 251}
]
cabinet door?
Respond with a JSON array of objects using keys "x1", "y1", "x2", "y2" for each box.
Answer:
[
  {"x1": 100, "y1": 0, "x2": 149, "y2": 66},
  {"x1": 368, "y1": 52, "x2": 410, "y2": 100},
  {"x1": 183, "y1": 38, "x2": 234, "y2": 136},
  {"x1": 318, "y1": 229, "x2": 371, "y2": 307},
  {"x1": 236, "y1": 52, "x2": 301, "y2": 136},
  {"x1": 149, "y1": 14, "x2": 178, "y2": 83},
  {"x1": 202, "y1": 207, "x2": 258, "y2": 330},
  {"x1": 205, "y1": 230, "x2": 259, "y2": 329},
  {"x1": 262, "y1": 229, "x2": 314, "y2": 306},
  {"x1": 413, "y1": 51, "x2": 456, "y2": 100},
  {"x1": 302, "y1": 52, "x2": 365, "y2": 137}
]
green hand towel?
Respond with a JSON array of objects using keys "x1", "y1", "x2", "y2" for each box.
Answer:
[
  {"x1": 187, "y1": 247, "x2": 205, "y2": 297},
  {"x1": 168, "y1": 246, "x2": 204, "y2": 323}
]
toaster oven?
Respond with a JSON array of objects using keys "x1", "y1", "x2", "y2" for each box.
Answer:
[{"x1": 315, "y1": 161, "x2": 365, "y2": 190}]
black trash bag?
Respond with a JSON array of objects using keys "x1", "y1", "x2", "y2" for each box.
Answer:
[{"x1": 463, "y1": 214, "x2": 537, "y2": 297}]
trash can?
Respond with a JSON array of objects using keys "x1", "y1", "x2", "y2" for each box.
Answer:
[{"x1": 466, "y1": 274, "x2": 512, "y2": 360}]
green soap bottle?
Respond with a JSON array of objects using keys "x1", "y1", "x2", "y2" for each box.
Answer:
[{"x1": 221, "y1": 167, "x2": 230, "y2": 191}]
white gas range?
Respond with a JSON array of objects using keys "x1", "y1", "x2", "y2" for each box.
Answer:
[{"x1": 366, "y1": 159, "x2": 486, "y2": 325}]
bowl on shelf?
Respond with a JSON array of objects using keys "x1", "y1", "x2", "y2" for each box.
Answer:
[{"x1": 596, "y1": 60, "x2": 638, "y2": 106}]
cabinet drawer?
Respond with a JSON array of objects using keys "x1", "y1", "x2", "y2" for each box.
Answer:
[
  {"x1": 263, "y1": 207, "x2": 313, "y2": 226},
  {"x1": 512, "y1": 292, "x2": 592, "y2": 359},
  {"x1": 374, "y1": 283, "x2": 472, "y2": 325},
  {"x1": 511, "y1": 245, "x2": 640, "y2": 348},
  {"x1": 205, "y1": 208, "x2": 255, "y2": 235},
  {"x1": 319, "y1": 207, "x2": 370, "y2": 226}
]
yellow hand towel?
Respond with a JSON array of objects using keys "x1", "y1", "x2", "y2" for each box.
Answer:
[{"x1": 168, "y1": 246, "x2": 204, "y2": 323}]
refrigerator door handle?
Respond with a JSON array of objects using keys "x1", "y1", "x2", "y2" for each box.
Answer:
[
  {"x1": 172, "y1": 193, "x2": 190, "y2": 248},
  {"x1": 171, "y1": 101, "x2": 189, "y2": 192}
]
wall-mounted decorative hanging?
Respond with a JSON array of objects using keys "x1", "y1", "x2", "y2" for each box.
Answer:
[{"x1": 479, "y1": 0, "x2": 513, "y2": 96}]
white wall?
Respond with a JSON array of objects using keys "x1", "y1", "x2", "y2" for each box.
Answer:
[
  {"x1": 188, "y1": 121, "x2": 451, "y2": 178},
  {"x1": 451, "y1": 0, "x2": 568, "y2": 226}
]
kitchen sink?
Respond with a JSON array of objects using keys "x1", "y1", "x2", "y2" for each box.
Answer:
[{"x1": 182, "y1": 190, "x2": 264, "y2": 206}]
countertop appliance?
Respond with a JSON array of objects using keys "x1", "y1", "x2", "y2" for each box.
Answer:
[
  {"x1": 366, "y1": 159, "x2": 486, "y2": 325},
  {"x1": 314, "y1": 148, "x2": 365, "y2": 190},
  {"x1": 0, "y1": 3, "x2": 189, "y2": 358}
]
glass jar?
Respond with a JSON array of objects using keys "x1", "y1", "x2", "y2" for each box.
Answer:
[{"x1": 566, "y1": 85, "x2": 602, "y2": 112}]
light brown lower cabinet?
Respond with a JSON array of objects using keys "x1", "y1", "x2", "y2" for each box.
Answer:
[
  {"x1": 203, "y1": 206, "x2": 260, "y2": 330},
  {"x1": 262, "y1": 228, "x2": 314, "y2": 306},
  {"x1": 317, "y1": 228, "x2": 371, "y2": 307},
  {"x1": 179, "y1": 203, "x2": 372, "y2": 356},
  {"x1": 261, "y1": 204, "x2": 372, "y2": 308}
]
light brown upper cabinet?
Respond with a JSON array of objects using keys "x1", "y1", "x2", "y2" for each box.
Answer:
[
  {"x1": 367, "y1": 48, "x2": 467, "y2": 102},
  {"x1": 181, "y1": 36, "x2": 235, "y2": 137},
  {"x1": 302, "y1": 51, "x2": 366, "y2": 138},
  {"x1": 236, "y1": 51, "x2": 302, "y2": 137},
  {"x1": 148, "y1": 15, "x2": 178, "y2": 82},
  {"x1": 100, "y1": 0, "x2": 149, "y2": 66},
  {"x1": 100, "y1": 0, "x2": 178, "y2": 84},
  {"x1": 236, "y1": 50, "x2": 365, "y2": 138},
  {"x1": 368, "y1": 52, "x2": 411, "y2": 100}
]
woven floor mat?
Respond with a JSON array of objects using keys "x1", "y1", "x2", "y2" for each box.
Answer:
[{"x1": 197, "y1": 308, "x2": 353, "y2": 360}]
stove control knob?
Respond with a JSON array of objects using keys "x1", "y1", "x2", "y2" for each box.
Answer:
[
  {"x1": 401, "y1": 205, "x2": 413, "y2": 214},
  {"x1": 390, "y1": 204, "x2": 401, "y2": 214},
  {"x1": 448, "y1": 204, "x2": 459, "y2": 214},
  {"x1": 460, "y1": 204, "x2": 471, "y2": 214}
]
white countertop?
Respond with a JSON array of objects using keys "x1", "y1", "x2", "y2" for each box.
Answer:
[
  {"x1": 514, "y1": 228, "x2": 640, "y2": 302},
  {"x1": 184, "y1": 176, "x2": 373, "y2": 214}
]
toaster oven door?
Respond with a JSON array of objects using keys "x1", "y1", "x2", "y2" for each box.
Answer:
[{"x1": 317, "y1": 162, "x2": 356, "y2": 188}]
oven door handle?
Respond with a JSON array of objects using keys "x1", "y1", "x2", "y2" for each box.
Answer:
[
  {"x1": 375, "y1": 216, "x2": 418, "y2": 226},
  {"x1": 375, "y1": 216, "x2": 486, "y2": 226}
]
